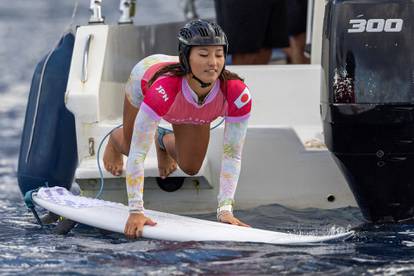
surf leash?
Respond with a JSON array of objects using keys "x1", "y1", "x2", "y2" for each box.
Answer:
[{"x1": 24, "y1": 188, "x2": 44, "y2": 227}]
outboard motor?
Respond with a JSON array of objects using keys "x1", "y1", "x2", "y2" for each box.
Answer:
[
  {"x1": 321, "y1": 0, "x2": 414, "y2": 222},
  {"x1": 17, "y1": 32, "x2": 78, "y2": 197}
]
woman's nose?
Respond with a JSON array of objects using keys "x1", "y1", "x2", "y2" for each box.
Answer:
[{"x1": 208, "y1": 55, "x2": 217, "y2": 66}]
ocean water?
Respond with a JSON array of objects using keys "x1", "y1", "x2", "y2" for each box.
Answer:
[{"x1": 1, "y1": 1, "x2": 414, "y2": 275}]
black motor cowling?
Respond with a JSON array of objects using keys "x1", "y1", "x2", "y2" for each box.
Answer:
[{"x1": 321, "y1": 0, "x2": 414, "y2": 222}]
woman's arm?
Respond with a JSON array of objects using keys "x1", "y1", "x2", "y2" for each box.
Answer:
[
  {"x1": 217, "y1": 119, "x2": 249, "y2": 222},
  {"x1": 125, "y1": 109, "x2": 159, "y2": 214}
]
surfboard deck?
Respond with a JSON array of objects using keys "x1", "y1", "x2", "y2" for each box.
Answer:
[{"x1": 32, "y1": 187, "x2": 354, "y2": 244}]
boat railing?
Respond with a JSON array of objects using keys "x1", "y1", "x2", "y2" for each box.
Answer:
[
  {"x1": 89, "y1": 0, "x2": 198, "y2": 24},
  {"x1": 89, "y1": 0, "x2": 137, "y2": 25},
  {"x1": 89, "y1": 0, "x2": 104, "y2": 24}
]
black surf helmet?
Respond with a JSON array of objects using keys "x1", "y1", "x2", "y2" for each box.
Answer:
[{"x1": 178, "y1": 19, "x2": 228, "y2": 74}]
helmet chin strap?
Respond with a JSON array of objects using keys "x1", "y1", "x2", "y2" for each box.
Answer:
[{"x1": 192, "y1": 74, "x2": 212, "y2": 88}]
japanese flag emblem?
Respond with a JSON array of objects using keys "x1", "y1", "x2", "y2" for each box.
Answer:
[{"x1": 234, "y1": 88, "x2": 251, "y2": 109}]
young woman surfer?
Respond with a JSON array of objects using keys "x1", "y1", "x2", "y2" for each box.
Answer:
[{"x1": 103, "y1": 19, "x2": 252, "y2": 239}]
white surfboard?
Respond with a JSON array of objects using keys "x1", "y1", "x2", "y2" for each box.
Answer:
[{"x1": 32, "y1": 187, "x2": 354, "y2": 244}]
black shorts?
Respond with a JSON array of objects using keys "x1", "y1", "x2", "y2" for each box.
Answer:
[
  {"x1": 214, "y1": 0, "x2": 289, "y2": 54},
  {"x1": 286, "y1": 0, "x2": 308, "y2": 36}
]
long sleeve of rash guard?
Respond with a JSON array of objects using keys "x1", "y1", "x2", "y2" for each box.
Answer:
[
  {"x1": 125, "y1": 110, "x2": 159, "y2": 214},
  {"x1": 217, "y1": 119, "x2": 249, "y2": 216}
]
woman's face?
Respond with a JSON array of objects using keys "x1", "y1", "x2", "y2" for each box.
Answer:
[{"x1": 188, "y1": 45, "x2": 225, "y2": 84}]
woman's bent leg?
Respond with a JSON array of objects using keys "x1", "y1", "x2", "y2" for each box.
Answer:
[
  {"x1": 165, "y1": 124, "x2": 210, "y2": 175},
  {"x1": 103, "y1": 97, "x2": 138, "y2": 176}
]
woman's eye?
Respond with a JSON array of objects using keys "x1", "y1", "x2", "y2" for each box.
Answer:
[{"x1": 199, "y1": 54, "x2": 208, "y2": 57}]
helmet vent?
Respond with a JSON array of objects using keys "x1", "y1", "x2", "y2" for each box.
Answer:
[
  {"x1": 210, "y1": 23, "x2": 222, "y2": 37},
  {"x1": 179, "y1": 29, "x2": 193, "y2": 40},
  {"x1": 196, "y1": 27, "x2": 209, "y2": 37}
]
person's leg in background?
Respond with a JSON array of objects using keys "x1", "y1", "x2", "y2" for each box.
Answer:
[
  {"x1": 214, "y1": 0, "x2": 289, "y2": 65},
  {"x1": 284, "y1": 0, "x2": 310, "y2": 64}
]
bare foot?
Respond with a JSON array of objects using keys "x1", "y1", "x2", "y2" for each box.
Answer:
[
  {"x1": 103, "y1": 138, "x2": 124, "y2": 176},
  {"x1": 155, "y1": 132, "x2": 177, "y2": 179}
]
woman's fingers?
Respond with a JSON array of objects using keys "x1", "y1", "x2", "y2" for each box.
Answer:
[
  {"x1": 135, "y1": 228, "x2": 143, "y2": 238},
  {"x1": 220, "y1": 213, "x2": 251, "y2": 228},
  {"x1": 125, "y1": 223, "x2": 141, "y2": 239},
  {"x1": 230, "y1": 218, "x2": 250, "y2": 227},
  {"x1": 145, "y1": 218, "x2": 157, "y2": 226},
  {"x1": 235, "y1": 220, "x2": 251, "y2": 228},
  {"x1": 124, "y1": 214, "x2": 157, "y2": 239},
  {"x1": 133, "y1": 218, "x2": 157, "y2": 238},
  {"x1": 125, "y1": 223, "x2": 144, "y2": 239}
]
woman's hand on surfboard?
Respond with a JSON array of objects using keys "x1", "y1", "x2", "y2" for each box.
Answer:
[
  {"x1": 124, "y1": 213, "x2": 157, "y2": 239},
  {"x1": 218, "y1": 212, "x2": 251, "y2": 227}
]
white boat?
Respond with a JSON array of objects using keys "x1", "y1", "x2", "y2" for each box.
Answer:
[{"x1": 62, "y1": 0, "x2": 356, "y2": 214}]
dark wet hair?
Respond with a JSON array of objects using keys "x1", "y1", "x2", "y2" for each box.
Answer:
[{"x1": 147, "y1": 63, "x2": 244, "y2": 89}]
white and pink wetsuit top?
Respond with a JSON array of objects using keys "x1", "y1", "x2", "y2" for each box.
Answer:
[
  {"x1": 140, "y1": 61, "x2": 251, "y2": 124},
  {"x1": 124, "y1": 55, "x2": 252, "y2": 219}
]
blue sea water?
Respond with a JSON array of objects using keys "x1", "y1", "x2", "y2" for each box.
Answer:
[{"x1": 1, "y1": 1, "x2": 414, "y2": 275}]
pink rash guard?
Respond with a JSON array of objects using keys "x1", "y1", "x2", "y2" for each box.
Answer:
[
  {"x1": 124, "y1": 55, "x2": 252, "y2": 220},
  {"x1": 140, "y1": 62, "x2": 251, "y2": 124}
]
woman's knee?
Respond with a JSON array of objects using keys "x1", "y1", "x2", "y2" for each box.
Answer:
[
  {"x1": 175, "y1": 149, "x2": 207, "y2": 175},
  {"x1": 179, "y1": 163, "x2": 202, "y2": 176}
]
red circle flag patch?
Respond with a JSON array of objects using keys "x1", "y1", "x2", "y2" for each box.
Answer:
[{"x1": 234, "y1": 88, "x2": 251, "y2": 109}]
